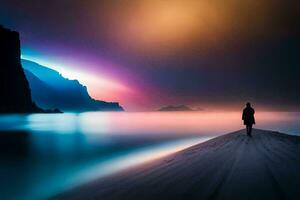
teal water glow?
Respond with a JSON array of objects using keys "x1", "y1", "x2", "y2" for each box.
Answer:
[{"x1": 0, "y1": 112, "x2": 299, "y2": 200}]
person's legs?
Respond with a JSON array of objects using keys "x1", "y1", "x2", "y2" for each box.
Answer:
[
  {"x1": 248, "y1": 124, "x2": 253, "y2": 137},
  {"x1": 246, "y1": 125, "x2": 251, "y2": 137}
]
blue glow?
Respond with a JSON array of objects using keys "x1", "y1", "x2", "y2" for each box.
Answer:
[{"x1": 0, "y1": 112, "x2": 299, "y2": 199}]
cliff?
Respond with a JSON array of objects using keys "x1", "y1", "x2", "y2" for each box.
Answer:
[
  {"x1": 0, "y1": 25, "x2": 43, "y2": 113},
  {"x1": 22, "y1": 59, "x2": 124, "y2": 112}
]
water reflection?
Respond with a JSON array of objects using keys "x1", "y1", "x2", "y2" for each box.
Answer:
[
  {"x1": 0, "y1": 131, "x2": 30, "y2": 157},
  {"x1": 1, "y1": 112, "x2": 299, "y2": 135},
  {"x1": 19, "y1": 112, "x2": 300, "y2": 135},
  {"x1": 0, "y1": 130, "x2": 207, "y2": 200},
  {"x1": 0, "y1": 112, "x2": 299, "y2": 200}
]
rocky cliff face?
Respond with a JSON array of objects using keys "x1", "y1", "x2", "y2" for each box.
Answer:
[
  {"x1": 0, "y1": 25, "x2": 43, "y2": 113},
  {"x1": 23, "y1": 59, "x2": 124, "y2": 112}
]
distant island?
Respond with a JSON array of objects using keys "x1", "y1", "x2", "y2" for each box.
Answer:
[
  {"x1": 158, "y1": 105, "x2": 202, "y2": 112},
  {"x1": 22, "y1": 59, "x2": 124, "y2": 112}
]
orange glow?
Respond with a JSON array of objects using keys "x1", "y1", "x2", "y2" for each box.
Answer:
[
  {"x1": 99, "y1": 0, "x2": 280, "y2": 54},
  {"x1": 108, "y1": 0, "x2": 227, "y2": 52},
  {"x1": 124, "y1": 1, "x2": 222, "y2": 46}
]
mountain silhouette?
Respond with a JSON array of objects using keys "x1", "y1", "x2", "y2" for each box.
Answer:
[
  {"x1": 22, "y1": 59, "x2": 124, "y2": 112},
  {"x1": 158, "y1": 105, "x2": 194, "y2": 112},
  {"x1": 0, "y1": 25, "x2": 57, "y2": 113}
]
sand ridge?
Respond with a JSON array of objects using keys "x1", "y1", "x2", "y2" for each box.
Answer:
[{"x1": 54, "y1": 129, "x2": 300, "y2": 200}]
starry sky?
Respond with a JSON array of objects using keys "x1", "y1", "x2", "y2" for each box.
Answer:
[{"x1": 0, "y1": 0, "x2": 299, "y2": 111}]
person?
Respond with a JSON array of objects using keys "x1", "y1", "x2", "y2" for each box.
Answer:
[{"x1": 242, "y1": 102, "x2": 255, "y2": 137}]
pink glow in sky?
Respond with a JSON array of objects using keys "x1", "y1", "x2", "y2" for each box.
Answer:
[
  {"x1": 6, "y1": 0, "x2": 297, "y2": 111},
  {"x1": 21, "y1": 53, "x2": 151, "y2": 110}
]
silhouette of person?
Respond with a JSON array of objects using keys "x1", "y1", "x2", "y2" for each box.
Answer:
[{"x1": 242, "y1": 102, "x2": 255, "y2": 137}]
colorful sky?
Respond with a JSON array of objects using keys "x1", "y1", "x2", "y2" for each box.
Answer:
[{"x1": 0, "y1": 0, "x2": 299, "y2": 111}]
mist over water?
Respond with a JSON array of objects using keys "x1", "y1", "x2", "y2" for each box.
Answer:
[
  {"x1": 2, "y1": 111, "x2": 299, "y2": 135},
  {"x1": 0, "y1": 112, "x2": 299, "y2": 199}
]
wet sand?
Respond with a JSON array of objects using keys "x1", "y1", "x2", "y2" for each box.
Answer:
[{"x1": 54, "y1": 129, "x2": 300, "y2": 200}]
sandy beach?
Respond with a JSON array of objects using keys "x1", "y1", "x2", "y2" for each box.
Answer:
[{"x1": 54, "y1": 129, "x2": 300, "y2": 200}]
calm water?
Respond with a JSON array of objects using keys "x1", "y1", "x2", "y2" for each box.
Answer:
[{"x1": 0, "y1": 112, "x2": 299, "y2": 200}]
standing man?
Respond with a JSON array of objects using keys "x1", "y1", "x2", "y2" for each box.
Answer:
[{"x1": 242, "y1": 102, "x2": 255, "y2": 137}]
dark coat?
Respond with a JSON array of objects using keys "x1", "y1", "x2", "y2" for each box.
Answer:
[{"x1": 242, "y1": 107, "x2": 255, "y2": 125}]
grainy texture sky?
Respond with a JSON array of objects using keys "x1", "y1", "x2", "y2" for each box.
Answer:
[{"x1": 0, "y1": 0, "x2": 299, "y2": 110}]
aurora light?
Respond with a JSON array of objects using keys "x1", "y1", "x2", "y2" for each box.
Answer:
[
  {"x1": 21, "y1": 53, "x2": 134, "y2": 105},
  {"x1": 1, "y1": 0, "x2": 298, "y2": 111}
]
